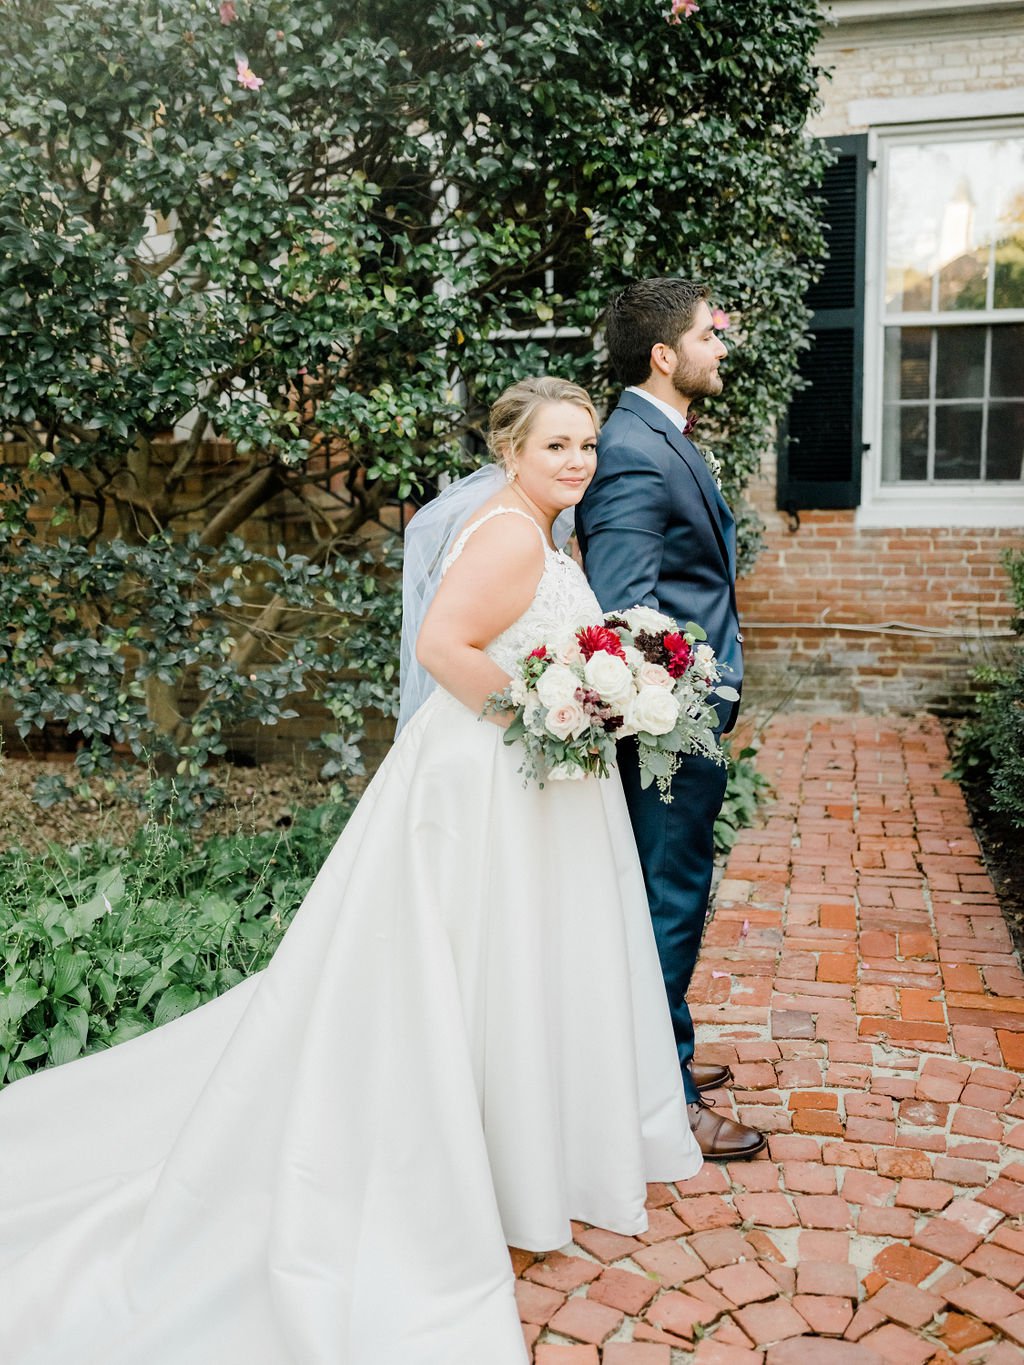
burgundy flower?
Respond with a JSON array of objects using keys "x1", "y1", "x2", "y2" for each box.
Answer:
[
  {"x1": 663, "y1": 631, "x2": 693, "y2": 678},
  {"x1": 577, "y1": 624, "x2": 626, "y2": 661},
  {"x1": 528, "y1": 645, "x2": 547, "y2": 660}
]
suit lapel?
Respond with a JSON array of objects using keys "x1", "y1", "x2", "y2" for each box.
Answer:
[{"x1": 616, "y1": 392, "x2": 733, "y2": 576}]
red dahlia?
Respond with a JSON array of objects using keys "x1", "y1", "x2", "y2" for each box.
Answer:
[
  {"x1": 576, "y1": 625, "x2": 626, "y2": 661},
  {"x1": 663, "y1": 632, "x2": 693, "y2": 678}
]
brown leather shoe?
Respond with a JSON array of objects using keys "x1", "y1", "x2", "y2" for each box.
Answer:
[
  {"x1": 687, "y1": 1101, "x2": 767, "y2": 1160},
  {"x1": 690, "y1": 1062, "x2": 733, "y2": 1093}
]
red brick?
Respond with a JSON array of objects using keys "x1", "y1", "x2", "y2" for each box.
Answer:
[
  {"x1": 706, "y1": 1262, "x2": 781, "y2": 1307},
  {"x1": 587, "y1": 1268, "x2": 660, "y2": 1316},
  {"x1": 997, "y1": 1028, "x2": 1024, "y2": 1070},
  {"x1": 793, "y1": 1195, "x2": 853, "y2": 1229},
  {"x1": 962, "y1": 1242, "x2": 1024, "y2": 1287},
  {"x1": 945, "y1": 1275, "x2": 1024, "y2": 1322},
  {"x1": 644, "y1": 1290, "x2": 720, "y2": 1340},
  {"x1": 767, "y1": 1135, "x2": 822, "y2": 1162},
  {"x1": 791, "y1": 1294, "x2": 854, "y2": 1336},
  {"x1": 875, "y1": 1148, "x2": 932, "y2": 1180},
  {"x1": 937, "y1": 1311, "x2": 993, "y2": 1353},
  {"x1": 637, "y1": 1205, "x2": 690, "y2": 1242},
  {"x1": 515, "y1": 1278, "x2": 566, "y2": 1325},
  {"x1": 894, "y1": 1178, "x2": 954, "y2": 1211},
  {"x1": 910, "y1": 1216, "x2": 982, "y2": 1262},
  {"x1": 840, "y1": 1169, "x2": 897, "y2": 1206},
  {"x1": 733, "y1": 1193, "x2": 798, "y2": 1229},
  {"x1": 866, "y1": 1279, "x2": 944, "y2": 1329},
  {"x1": 782, "y1": 1162, "x2": 837, "y2": 1194},
  {"x1": 733, "y1": 1298, "x2": 810, "y2": 1346},
  {"x1": 535, "y1": 1347, "x2": 600, "y2": 1365},
  {"x1": 672, "y1": 1196, "x2": 740, "y2": 1234},
  {"x1": 688, "y1": 1229, "x2": 759, "y2": 1270},
  {"x1": 547, "y1": 1296, "x2": 624, "y2": 1345},
  {"x1": 602, "y1": 1345, "x2": 674, "y2": 1365},
  {"x1": 632, "y1": 1240, "x2": 707, "y2": 1287},
  {"x1": 525, "y1": 1253, "x2": 603, "y2": 1293},
  {"x1": 977, "y1": 1177, "x2": 1024, "y2": 1217},
  {"x1": 857, "y1": 1206, "x2": 916, "y2": 1238},
  {"x1": 570, "y1": 1224, "x2": 643, "y2": 1263},
  {"x1": 872, "y1": 1243, "x2": 940, "y2": 1285},
  {"x1": 796, "y1": 1261, "x2": 859, "y2": 1299},
  {"x1": 767, "y1": 1341, "x2": 881, "y2": 1364},
  {"x1": 693, "y1": 1342, "x2": 765, "y2": 1365},
  {"x1": 859, "y1": 1322, "x2": 936, "y2": 1365},
  {"x1": 959, "y1": 1083, "x2": 1012, "y2": 1112}
]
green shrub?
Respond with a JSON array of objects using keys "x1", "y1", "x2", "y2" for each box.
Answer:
[
  {"x1": 0, "y1": 800, "x2": 349, "y2": 1086},
  {"x1": 715, "y1": 740, "x2": 772, "y2": 856},
  {"x1": 951, "y1": 549, "x2": 1024, "y2": 830}
]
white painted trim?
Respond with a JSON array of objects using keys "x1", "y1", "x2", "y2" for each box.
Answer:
[
  {"x1": 849, "y1": 89, "x2": 1024, "y2": 129},
  {"x1": 855, "y1": 494, "x2": 1024, "y2": 529}
]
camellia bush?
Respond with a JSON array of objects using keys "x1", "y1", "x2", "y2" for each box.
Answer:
[{"x1": 0, "y1": 0, "x2": 829, "y2": 819}]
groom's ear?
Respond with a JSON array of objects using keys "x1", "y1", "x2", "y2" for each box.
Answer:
[{"x1": 649, "y1": 341, "x2": 675, "y2": 378}]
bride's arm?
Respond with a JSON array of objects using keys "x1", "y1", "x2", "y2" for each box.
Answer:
[{"x1": 416, "y1": 517, "x2": 545, "y2": 726}]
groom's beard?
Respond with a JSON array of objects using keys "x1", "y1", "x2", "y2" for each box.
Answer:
[{"x1": 671, "y1": 355, "x2": 723, "y2": 402}]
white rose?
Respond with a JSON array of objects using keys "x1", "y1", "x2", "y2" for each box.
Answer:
[
  {"x1": 622, "y1": 605, "x2": 676, "y2": 635},
  {"x1": 631, "y1": 685, "x2": 681, "y2": 736},
  {"x1": 545, "y1": 700, "x2": 588, "y2": 741},
  {"x1": 638, "y1": 661, "x2": 674, "y2": 690},
  {"x1": 535, "y1": 663, "x2": 580, "y2": 708},
  {"x1": 583, "y1": 651, "x2": 633, "y2": 704},
  {"x1": 549, "y1": 762, "x2": 588, "y2": 781}
]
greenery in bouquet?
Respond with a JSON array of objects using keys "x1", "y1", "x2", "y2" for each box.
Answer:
[{"x1": 491, "y1": 607, "x2": 738, "y2": 801}]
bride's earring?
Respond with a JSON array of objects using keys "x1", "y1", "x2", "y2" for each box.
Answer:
[{"x1": 506, "y1": 464, "x2": 517, "y2": 485}]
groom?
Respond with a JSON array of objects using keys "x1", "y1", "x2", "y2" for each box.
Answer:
[{"x1": 577, "y1": 277, "x2": 765, "y2": 1160}]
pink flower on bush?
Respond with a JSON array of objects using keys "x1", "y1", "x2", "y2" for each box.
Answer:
[
  {"x1": 667, "y1": 0, "x2": 699, "y2": 22},
  {"x1": 711, "y1": 307, "x2": 731, "y2": 330},
  {"x1": 236, "y1": 59, "x2": 263, "y2": 90},
  {"x1": 219, "y1": 2, "x2": 237, "y2": 23}
]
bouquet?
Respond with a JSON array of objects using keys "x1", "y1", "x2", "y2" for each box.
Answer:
[{"x1": 488, "y1": 605, "x2": 739, "y2": 802}]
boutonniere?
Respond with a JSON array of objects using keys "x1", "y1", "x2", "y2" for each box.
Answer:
[{"x1": 700, "y1": 447, "x2": 722, "y2": 491}]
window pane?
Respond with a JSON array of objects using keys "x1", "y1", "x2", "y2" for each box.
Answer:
[
  {"x1": 934, "y1": 406, "x2": 983, "y2": 479},
  {"x1": 937, "y1": 248, "x2": 988, "y2": 311},
  {"x1": 884, "y1": 327, "x2": 930, "y2": 402},
  {"x1": 886, "y1": 136, "x2": 1024, "y2": 314},
  {"x1": 935, "y1": 327, "x2": 986, "y2": 398},
  {"x1": 887, "y1": 406, "x2": 928, "y2": 481},
  {"x1": 986, "y1": 403, "x2": 1024, "y2": 481},
  {"x1": 994, "y1": 229, "x2": 1024, "y2": 308},
  {"x1": 991, "y1": 324, "x2": 1024, "y2": 397}
]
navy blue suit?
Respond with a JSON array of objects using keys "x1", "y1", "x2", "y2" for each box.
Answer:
[{"x1": 576, "y1": 390, "x2": 743, "y2": 1102}]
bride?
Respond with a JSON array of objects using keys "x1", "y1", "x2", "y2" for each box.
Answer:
[{"x1": 0, "y1": 376, "x2": 701, "y2": 1364}]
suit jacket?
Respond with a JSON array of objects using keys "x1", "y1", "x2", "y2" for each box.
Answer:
[{"x1": 576, "y1": 390, "x2": 743, "y2": 711}]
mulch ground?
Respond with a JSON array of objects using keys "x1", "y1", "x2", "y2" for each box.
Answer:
[{"x1": 515, "y1": 713, "x2": 1024, "y2": 1365}]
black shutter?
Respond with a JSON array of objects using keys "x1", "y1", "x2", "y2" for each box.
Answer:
[{"x1": 777, "y1": 134, "x2": 868, "y2": 511}]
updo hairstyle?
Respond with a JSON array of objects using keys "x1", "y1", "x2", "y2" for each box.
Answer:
[{"x1": 486, "y1": 376, "x2": 599, "y2": 476}]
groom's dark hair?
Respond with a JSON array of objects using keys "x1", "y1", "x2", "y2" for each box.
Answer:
[{"x1": 604, "y1": 277, "x2": 710, "y2": 386}]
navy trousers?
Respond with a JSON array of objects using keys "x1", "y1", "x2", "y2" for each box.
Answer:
[{"x1": 617, "y1": 739, "x2": 729, "y2": 1103}]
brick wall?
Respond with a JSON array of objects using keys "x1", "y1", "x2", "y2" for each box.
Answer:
[
  {"x1": 737, "y1": 503, "x2": 1020, "y2": 716},
  {"x1": 812, "y1": 27, "x2": 1024, "y2": 136}
]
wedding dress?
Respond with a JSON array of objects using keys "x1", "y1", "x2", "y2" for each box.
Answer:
[{"x1": 0, "y1": 507, "x2": 701, "y2": 1365}]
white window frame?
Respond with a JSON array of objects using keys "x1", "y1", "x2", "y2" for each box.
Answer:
[{"x1": 858, "y1": 113, "x2": 1024, "y2": 529}]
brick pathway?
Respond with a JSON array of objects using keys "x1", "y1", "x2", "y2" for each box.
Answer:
[{"x1": 514, "y1": 714, "x2": 1024, "y2": 1365}]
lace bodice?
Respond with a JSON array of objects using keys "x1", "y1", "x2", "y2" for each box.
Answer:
[{"x1": 442, "y1": 506, "x2": 601, "y2": 674}]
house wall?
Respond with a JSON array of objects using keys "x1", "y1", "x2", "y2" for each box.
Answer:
[{"x1": 738, "y1": 3, "x2": 1024, "y2": 718}]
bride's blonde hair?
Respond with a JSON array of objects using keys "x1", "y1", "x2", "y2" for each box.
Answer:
[{"x1": 486, "y1": 377, "x2": 599, "y2": 473}]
